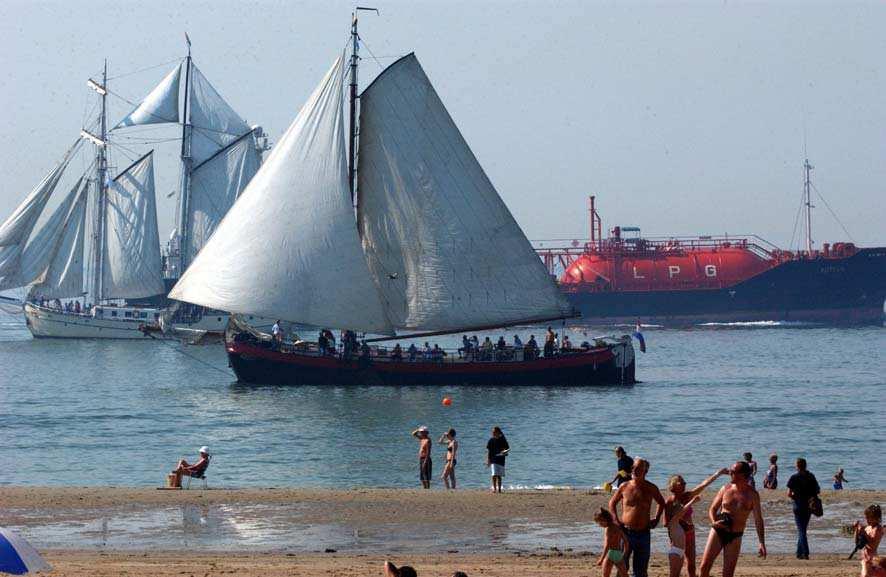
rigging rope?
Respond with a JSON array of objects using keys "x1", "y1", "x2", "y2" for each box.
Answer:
[
  {"x1": 143, "y1": 329, "x2": 234, "y2": 376},
  {"x1": 107, "y1": 58, "x2": 184, "y2": 81},
  {"x1": 811, "y1": 182, "x2": 856, "y2": 243}
]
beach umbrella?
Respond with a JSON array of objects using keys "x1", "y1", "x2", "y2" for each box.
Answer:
[{"x1": 0, "y1": 528, "x2": 51, "y2": 574}]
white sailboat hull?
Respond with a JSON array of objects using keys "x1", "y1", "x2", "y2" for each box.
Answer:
[{"x1": 23, "y1": 303, "x2": 156, "y2": 339}]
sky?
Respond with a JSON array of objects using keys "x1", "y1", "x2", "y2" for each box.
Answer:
[{"x1": 1, "y1": 0, "x2": 884, "y2": 250}]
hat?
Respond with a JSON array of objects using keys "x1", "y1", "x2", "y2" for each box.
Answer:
[
  {"x1": 417, "y1": 426, "x2": 428, "y2": 433},
  {"x1": 199, "y1": 446, "x2": 210, "y2": 455}
]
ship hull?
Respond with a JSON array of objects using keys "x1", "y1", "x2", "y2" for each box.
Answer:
[
  {"x1": 565, "y1": 248, "x2": 886, "y2": 325},
  {"x1": 24, "y1": 303, "x2": 158, "y2": 339},
  {"x1": 226, "y1": 339, "x2": 636, "y2": 387}
]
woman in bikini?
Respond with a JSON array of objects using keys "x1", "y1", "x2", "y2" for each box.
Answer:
[
  {"x1": 438, "y1": 428, "x2": 459, "y2": 490},
  {"x1": 666, "y1": 468, "x2": 730, "y2": 577},
  {"x1": 594, "y1": 508, "x2": 629, "y2": 577},
  {"x1": 762, "y1": 454, "x2": 778, "y2": 490}
]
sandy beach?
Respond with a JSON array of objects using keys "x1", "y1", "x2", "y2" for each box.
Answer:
[{"x1": 3, "y1": 487, "x2": 881, "y2": 575}]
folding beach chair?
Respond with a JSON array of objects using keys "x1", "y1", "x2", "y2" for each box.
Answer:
[{"x1": 185, "y1": 455, "x2": 211, "y2": 490}]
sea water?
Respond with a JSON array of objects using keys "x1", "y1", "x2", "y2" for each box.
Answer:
[{"x1": 1, "y1": 311, "x2": 884, "y2": 490}]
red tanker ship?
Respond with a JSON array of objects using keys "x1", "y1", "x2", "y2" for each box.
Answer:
[{"x1": 536, "y1": 194, "x2": 886, "y2": 325}]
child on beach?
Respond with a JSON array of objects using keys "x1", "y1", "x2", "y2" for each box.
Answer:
[
  {"x1": 594, "y1": 508, "x2": 629, "y2": 577},
  {"x1": 834, "y1": 468, "x2": 849, "y2": 490},
  {"x1": 857, "y1": 505, "x2": 884, "y2": 576},
  {"x1": 762, "y1": 454, "x2": 778, "y2": 490},
  {"x1": 742, "y1": 452, "x2": 758, "y2": 488}
]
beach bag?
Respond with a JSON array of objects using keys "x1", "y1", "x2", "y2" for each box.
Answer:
[
  {"x1": 167, "y1": 473, "x2": 180, "y2": 488},
  {"x1": 808, "y1": 495, "x2": 823, "y2": 517}
]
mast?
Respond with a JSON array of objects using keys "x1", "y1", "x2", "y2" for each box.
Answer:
[
  {"x1": 348, "y1": 12, "x2": 359, "y2": 201},
  {"x1": 803, "y1": 158, "x2": 814, "y2": 255},
  {"x1": 90, "y1": 61, "x2": 109, "y2": 303},
  {"x1": 348, "y1": 7, "x2": 378, "y2": 205},
  {"x1": 178, "y1": 36, "x2": 193, "y2": 274}
]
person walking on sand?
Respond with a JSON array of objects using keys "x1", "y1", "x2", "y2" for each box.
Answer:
[
  {"x1": 608, "y1": 457, "x2": 666, "y2": 577},
  {"x1": 611, "y1": 446, "x2": 634, "y2": 488},
  {"x1": 787, "y1": 457, "x2": 820, "y2": 559},
  {"x1": 594, "y1": 508, "x2": 629, "y2": 577},
  {"x1": 665, "y1": 467, "x2": 730, "y2": 577},
  {"x1": 486, "y1": 426, "x2": 509, "y2": 493},
  {"x1": 699, "y1": 461, "x2": 766, "y2": 577},
  {"x1": 411, "y1": 426, "x2": 432, "y2": 489},
  {"x1": 762, "y1": 454, "x2": 778, "y2": 490},
  {"x1": 834, "y1": 468, "x2": 849, "y2": 490},
  {"x1": 438, "y1": 428, "x2": 459, "y2": 489}
]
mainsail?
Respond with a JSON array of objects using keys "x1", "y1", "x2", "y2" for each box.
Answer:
[
  {"x1": 31, "y1": 182, "x2": 88, "y2": 298},
  {"x1": 185, "y1": 132, "x2": 261, "y2": 264},
  {"x1": 102, "y1": 151, "x2": 165, "y2": 299},
  {"x1": 115, "y1": 63, "x2": 182, "y2": 127},
  {"x1": 169, "y1": 56, "x2": 394, "y2": 334},
  {"x1": 358, "y1": 54, "x2": 573, "y2": 330}
]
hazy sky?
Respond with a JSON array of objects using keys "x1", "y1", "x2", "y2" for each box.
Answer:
[{"x1": 1, "y1": 0, "x2": 884, "y2": 249}]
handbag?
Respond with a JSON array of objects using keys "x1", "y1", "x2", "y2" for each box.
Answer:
[{"x1": 808, "y1": 495, "x2": 823, "y2": 517}]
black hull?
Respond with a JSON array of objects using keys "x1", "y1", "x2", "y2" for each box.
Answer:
[
  {"x1": 226, "y1": 341, "x2": 636, "y2": 387},
  {"x1": 565, "y1": 248, "x2": 886, "y2": 325}
]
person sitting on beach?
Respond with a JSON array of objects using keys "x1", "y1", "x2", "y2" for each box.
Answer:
[
  {"x1": 834, "y1": 468, "x2": 849, "y2": 490},
  {"x1": 856, "y1": 505, "x2": 884, "y2": 575},
  {"x1": 408, "y1": 343, "x2": 418, "y2": 361},
  {"x1": 171, "y1": 446, "x2": 210, "y2": 488},
  {"x1": 665, "y1": 468, "x2": 729, "y2": 577},
  {"x1": 412, "y1": 426, "x2": 432, "y2": 489},
  {"x1": 391, "y1": 343, "x2": 403, "y2": 361},
  {"x1": 438, "y1": 428, "x2": 458, "y2": 489},
  {"x1": 699, "y1": 461, "x2": 766, "y2": 577},
  {"x1": 762, "y1": 454, "x2": 778, "y2": 490},
  {"x1": 594, "y1": 507, "x2": 629, "y2": 577},
  {"x1": 608, "y1": 457, "x2": 665, "y2": 577},
  {"x1": 384, "y1": 561, "x2": 418, "y2": 577},
  {"x1": 743, "y1": 452, "x2": 758, "y2": 488}
]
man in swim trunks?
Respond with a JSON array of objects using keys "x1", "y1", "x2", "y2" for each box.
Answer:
[
  {"x1": 699, "y1": 461, "x2": 767, "y2": 577},
  {"x1": 412, "y1": 426, "x2": 432, "y2": 489},
  {"x1": 608, "y1": 457, "x2": 665, "y2": 577}
]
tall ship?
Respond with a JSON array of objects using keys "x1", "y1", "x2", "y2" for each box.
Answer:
[
  {"x1": 1, "y1": 45, "x2": 266, "y2": 338},
  {"x1": 537, "y1": 176, "x2": 886, "y2": 325},
  {"x1": 170, "y1": 13, "x2": 636, "y2": 386}
]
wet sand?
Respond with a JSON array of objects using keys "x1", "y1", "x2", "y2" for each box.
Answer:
[
  {"x1": 3, "y1": 488, "x2": 881, "y2": 575},
  {"x1": 37, "y1": 551, "x2": 866, "y2": 576}
]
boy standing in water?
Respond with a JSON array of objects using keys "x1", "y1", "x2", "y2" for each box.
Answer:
[
  {"x1": 699, "y1": 461, "x2": 766, "y2": 577},
  {"x1": 411, "y1": 426, "x2": 432, "y2": 489}
]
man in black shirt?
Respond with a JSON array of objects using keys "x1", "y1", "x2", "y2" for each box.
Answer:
[
  {"x1": 486, "y1": 426, "x2": 509, "y2": 493},
  {"x1": 611, "y1": 446, "x2": 633, "y2": 488},
  {"x1": 786, "y1": 457, "x2": 820, "y2": 559}
]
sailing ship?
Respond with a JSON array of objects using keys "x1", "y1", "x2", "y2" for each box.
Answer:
[
  {"x1": 170, "y1": 15, "x2": 636, "y2": 386},
  {"x1": 1, "y1": 46, "x2": 264, "y2": 338}
]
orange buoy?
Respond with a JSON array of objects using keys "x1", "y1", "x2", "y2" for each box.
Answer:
[{"x1": 442, "y1": 397, "x2": 452, "y2": 406}]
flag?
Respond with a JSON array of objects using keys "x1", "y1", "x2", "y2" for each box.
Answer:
[{"x1": 633, "y1": 322, "x2": 646, "y2": 353}]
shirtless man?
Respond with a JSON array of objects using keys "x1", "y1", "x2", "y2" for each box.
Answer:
[
  {"x1": 411, "y1": 426, "x2": 432, "y2": 489},
  {"x1": 699, "y1": 461, "x2": 767, "y2": 577},
  {"x1": 608, "y1": 457, "x2": 666, "y2": 577}
]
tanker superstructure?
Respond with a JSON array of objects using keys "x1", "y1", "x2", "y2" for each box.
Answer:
[{"x1": 537, "y1": 193, "x2": 886, "y2": 325}]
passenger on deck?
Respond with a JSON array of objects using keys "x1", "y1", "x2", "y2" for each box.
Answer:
[
  {"x1": 432, "y1": 343, "x2": 445, "y2": 362},
  {"x1": 513, "y1": 335, "x2": 523, "y2": 348},
  {"x1": 423, "y1": 342, "x2": 433, "y2": 360},
  {"x1": 459, "y1": 335, "x2": 472, "y2": 359},
  {"x1": 74, "y1": 300, "x2": 81, "y2": 314},
  {"x1": 408, "y1": 343, "x2": 418, "y2": 361},
  {"x1": 471, "y1": 335, "x2": 480, "y2": 351},
  {"x1": 359, "y1": 341, "x2": 371, "y2": 367},
  {"x1": 544, "y1": 327, "x2": 556, "y2": 357},
  {"x1": 318, "y1": 330, "x2": 328, "y2": 355},
  {"x1": 525, "y1": 335, "x2": 539, "y2": 359},
  {"x1": 562, "y1": 335, "x2": 572, "y2": 351},
  {"x1": 272, "y1": 320, "x2": 282, "y2": 347},
  {"x1": 392, "y1": 343, "x2": 403, "y2": 361},
  {"x1": 481, "y1": 337, "x2": 494, "y2": 360}
]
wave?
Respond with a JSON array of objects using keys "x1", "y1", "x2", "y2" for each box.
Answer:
[
  {"x1": 696, "y1": 320, "x2": 817, "y2": 328},
  {"x1": 506, "y1": 484, "x2": 575, "y2": 491}
]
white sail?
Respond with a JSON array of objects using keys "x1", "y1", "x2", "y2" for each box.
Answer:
[
  {"x1": 188, "y1": 64, "x2": 252, "y2": 164},
  {"x1": 18, "y1": 177, "x2": 84, "y2": 286},
  {"x1": 0, "y1": 147, "x2": 75, "y2": 289},
  {"x1": 185, "y1": 132, "x2": 261, "y2": 264},
  {"x1": 32, "y1": 183, "x2": 88, "y2": 298},
  {"x1": 357, "y1": 54, "x2": 572, "y2": 331},
  {"x1": 102, "y1": 152, "x2": 164, "y2": 299},
  {"x1": 170, "y1": 56, "x2": 394, "y2": 335},
  {"x1": 115, "y1": 63, "x2": 182, "y2": 128},
  {"x1": 0, "y1": 152, "x2": 72, "y2": 247}
]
